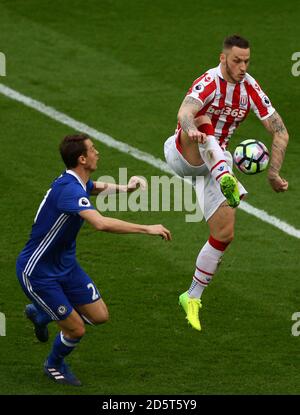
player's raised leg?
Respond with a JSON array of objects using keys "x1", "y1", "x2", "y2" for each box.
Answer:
[
  {"x1": 179, "y1": 115, "x2": 240, "y2": 207},
  {"x1": 179, "y1": 201, "x2": 236, "y2": 331},
  {"x1": 199, "y1": 123, "x2": 240, "y2": 207}
]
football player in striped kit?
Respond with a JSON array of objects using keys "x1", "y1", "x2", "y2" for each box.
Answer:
[
  {"x1": 16, "y1": 134, "x2": 171, "y2": 385},
  {"x1": 164, "y1": 34, "x2": 289, "y2": 331}
]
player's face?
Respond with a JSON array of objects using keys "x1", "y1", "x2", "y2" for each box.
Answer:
[
  {"x1": 220, "y1": 46, "x2": 250, "y2": 83},
  {"x1": 84, "y1": 139, "x2": 99, "y2": 171}
]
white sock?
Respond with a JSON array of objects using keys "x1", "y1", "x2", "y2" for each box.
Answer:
[
  {"x1": 198, "y1": 136, "x2": 230, "y2": 182},
  {"x1": 188, "y1": 236, "x2": 230, "y2": 299}
]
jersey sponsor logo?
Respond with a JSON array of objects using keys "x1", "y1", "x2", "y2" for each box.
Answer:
[
  {"x1": 207, "y1": 105, "x2": 247, "y2": 118},
  {"x1": 79, "y1": 197, "x2": 91, "y2": 207},
  {"x1": 57, "y1": 305, "x2": 67, "y2": 315}
]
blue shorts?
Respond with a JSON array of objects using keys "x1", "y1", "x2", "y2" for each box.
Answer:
[{"x1": 16, "y1": 263, "x2": 101, "y2": 321}]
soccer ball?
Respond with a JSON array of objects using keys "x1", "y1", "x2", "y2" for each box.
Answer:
[{"x1": 233, "y1": 139, "x2": 269, "y2": 175}]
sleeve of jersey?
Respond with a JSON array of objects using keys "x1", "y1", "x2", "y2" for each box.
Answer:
[
  {"x1": 187, "y1": 74, "x2": 216, "y2": 105},
  {"x1": 86, "y1": 179, "x2": 94, "y2": 195},
  {"x1": 247, "y1": 78, "x2": 275, "y2": 121},
  {"x1": 57, "y1": 184, "x2": 95, "y2": 214}
]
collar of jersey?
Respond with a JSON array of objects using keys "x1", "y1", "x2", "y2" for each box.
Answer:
[{"x1": 65, "y1": 169, "x2": 87, "y2": 191}]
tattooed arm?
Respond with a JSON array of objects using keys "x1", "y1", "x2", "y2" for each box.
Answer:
[
  {"x1": 261, "y1": 111, "x2": 289, "y2": 192},
  {"x1": 178, "y1": 96, "x2": 207, "y2": 143}
]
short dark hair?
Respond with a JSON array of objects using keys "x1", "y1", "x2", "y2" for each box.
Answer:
[
  {"x1": 59, "y1": 134, "x2": 89, "y2": 168},
  {"x1": 223, "y1": 34, "x2": 250, "y2": 50}
]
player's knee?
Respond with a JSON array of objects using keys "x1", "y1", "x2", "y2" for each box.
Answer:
[
  {"x1": 215, "y1": 226, "x2": 234, "y2": 244},
  {"x1": 75, "y1": 325, "x2": 86, "y2": 338},
  {"x1": 93, "y1": 308, "x2": 109, "y2": 325},
  {"x1": 85, "y1": 304, "x2": 109, "y2": 325},
  {"x1": 66, "y1": 324, "x2": 86, "y2": 339},
  {"x1": 225, "y1": 232, "x2": 234, "y2": 244},
  {"x1": 220, "y1": 229, "x2": 234, "y2": 244}
]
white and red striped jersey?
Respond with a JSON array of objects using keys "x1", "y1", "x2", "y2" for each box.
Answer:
[{"x1": 177, "y1": 64, "x2": 275, "y2": 149}]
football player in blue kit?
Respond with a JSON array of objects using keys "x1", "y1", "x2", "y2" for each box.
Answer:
[{"x1": 16, "y1": 134, "x2": 171, "y2": 386}]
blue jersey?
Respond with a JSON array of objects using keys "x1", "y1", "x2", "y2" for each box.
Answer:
[{"x1": 17, "y1": 170, "x2": 95, "y2": 278}]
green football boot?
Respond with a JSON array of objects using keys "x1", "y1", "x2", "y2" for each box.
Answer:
[
  {"x1": 179, "y1": 291, "x2": 202, "y2": 331},
  {"x1": 219, "y1": 173, "x2": 240, "y2": 208}
]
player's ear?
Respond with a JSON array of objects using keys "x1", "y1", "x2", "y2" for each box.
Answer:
[
  {"x1": 78, "y1": 154, "x2": 86, "y2": 165},
  {"x1": 220, "y1": 52, "x2": 226, "y2": 64}
]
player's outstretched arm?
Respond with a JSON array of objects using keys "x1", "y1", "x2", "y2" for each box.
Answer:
[
  {"x1": 79, "y1": 209, "x2": 171, "y2": 241},
  {"x1": 178, "y1": 96, "x2": 207, "y2": 144},
  {"x1": 261, "y1": 111, "x2": 289, "y2": 192},
  {"x1": 91, "y1": 176, "x2": 147, "y2": 195}
]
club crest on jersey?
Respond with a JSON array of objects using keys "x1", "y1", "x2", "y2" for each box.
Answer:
[
  {"x1": 79, "y1": 197, "x2": 91, "y2": 207},
  {"x1": 58, "y1": 305, "x2": 67, "y2": 315},
  {"x1": 240, "y1": 95, "x2": 248, "y2": 107}
]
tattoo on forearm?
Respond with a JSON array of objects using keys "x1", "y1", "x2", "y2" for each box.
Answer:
[
  {"x1": 269, "y1": 142, "x2": 287, "y2": 175},
  {"x1": 183, "y1": 96, "x2": 202, "y2": 107},
  {"x1": 181, "y1": 115, "x2": 197, "y2": 133},
  {"x1": 269, "y1": 148, "x2": 286, "y2": 175},
  {"x1": 265, "y1": 112, "x2": 289, "y2": 176},
  {"x1": 268, "y1": 112, "x2": 288, "y2": 135},
  {"x1": 269, "y1": 163, "x2": 280, "y2": 175},
  {"x1": 179, "y1": 96, "x2": 202, "y2": 133},
  {"x1": 272, "y1": 142, "x2": 286, "y2": 156}
]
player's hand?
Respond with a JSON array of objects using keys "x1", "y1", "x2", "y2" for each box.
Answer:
[
  {"x1": 146, "y1": 224, "x2": 172, "y2": 241},
  {"x1": 127, "y1": 176, "x2": 147, "y2": 192},
  {"x1": 187, "y1": 129, "x2": 207, "y2": 144},
  {"x1": 268, "y1": 173, "x2": 289, "y2": 192}
]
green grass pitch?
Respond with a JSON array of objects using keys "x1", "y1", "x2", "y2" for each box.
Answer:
[{"x1": 0, "y1": 0, "x2": 300, "y2": 395}]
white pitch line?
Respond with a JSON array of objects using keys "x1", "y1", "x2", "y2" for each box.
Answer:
[
  {"x1": 1, "y1": 82, "x2": 299, "y2": 239},
  {"x1": 0, "y1": 84, "x2": 171, "y2": 174},
  {"x1": 239, "y1": 201, "x2": 300, "y2": 239}
]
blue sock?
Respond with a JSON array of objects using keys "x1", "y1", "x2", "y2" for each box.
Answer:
[
  {"x1": 47, "y1": 332, "x2": 81, "y2": 367},
  {"x1": 31, "y1": 303, "x2": 52, "y2": 326}
]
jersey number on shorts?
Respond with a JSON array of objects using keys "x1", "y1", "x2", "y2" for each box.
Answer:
[{"x1": 87, "y1": 283, "x2": 99, "y2": 301}]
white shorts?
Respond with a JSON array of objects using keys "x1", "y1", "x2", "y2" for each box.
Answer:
[{"x1": 163, "y1": 134, "x2": 247, "y2": 221}]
